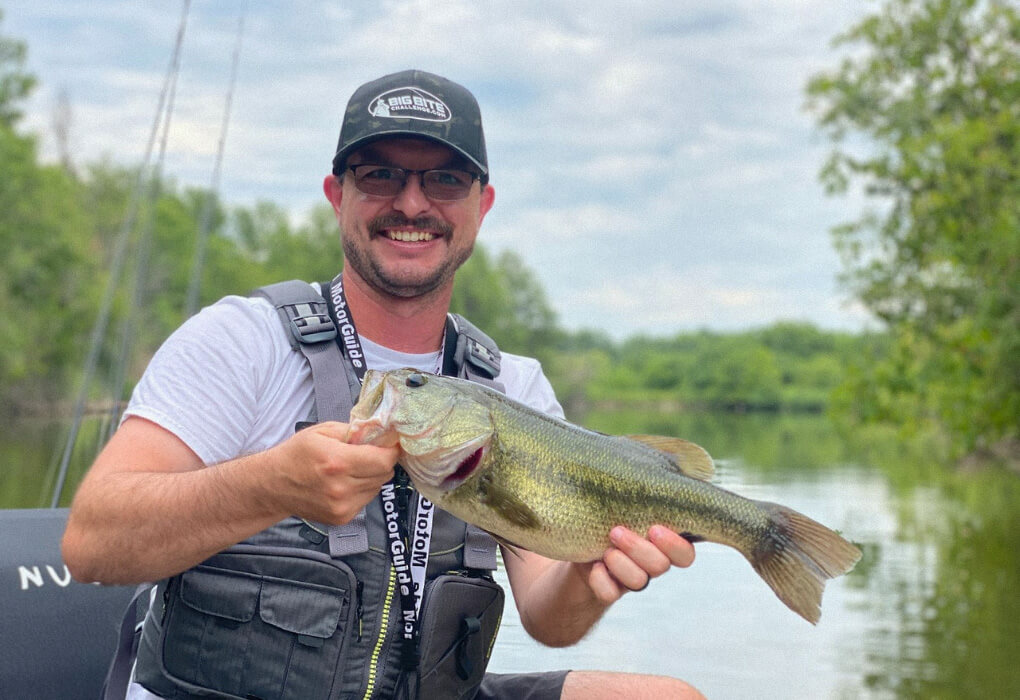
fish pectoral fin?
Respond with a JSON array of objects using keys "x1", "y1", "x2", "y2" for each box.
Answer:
[
  {"x1": 478, "y1": 476, "x2": 541, "y2": 530},
  {"x1": 624, "y1": 435, "x2": 716, "y2": 481}
]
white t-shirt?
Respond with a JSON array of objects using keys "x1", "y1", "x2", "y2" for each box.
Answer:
[
  {"x1": 124, "y1": 293, "x2": 563, "y2": 700},
  {"x1": 123, "y1": 292, "x2": 564, "y2": 466}
]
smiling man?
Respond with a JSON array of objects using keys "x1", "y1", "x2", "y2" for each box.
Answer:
[{"x1": 62, "y1": 70, "x2": 705, "y2": 700}]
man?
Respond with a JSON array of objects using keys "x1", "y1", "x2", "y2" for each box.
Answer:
[{"x1": 63, "y1": 70, "x2": 705, "y2": 700}]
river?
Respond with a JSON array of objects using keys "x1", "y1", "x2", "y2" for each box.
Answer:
[{"x1": 2, "y1": 410, "x2": 1018, "y2": 698}]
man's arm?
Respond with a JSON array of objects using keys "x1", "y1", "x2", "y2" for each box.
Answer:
[
  {"x1": 503, "y1": 525, "x2": 695, "y2": 647},
  {"x1": 62, "y1": 416, "x2": 399, "y2": 585}
]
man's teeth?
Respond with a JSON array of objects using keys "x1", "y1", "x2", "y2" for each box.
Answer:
[{"x1": 387, "y1": 231, "x2": 436, "y2": 242}]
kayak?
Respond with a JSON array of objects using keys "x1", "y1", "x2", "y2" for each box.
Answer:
[{"x1": 0, "y1": 508, "x2": 134, "y2": 698}]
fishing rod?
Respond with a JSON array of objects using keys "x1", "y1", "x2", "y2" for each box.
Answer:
[
  {"x1": 186, "y1": 10, "x2": 246, "y2": 318},
  {"x1": 50, "y1": 0, "x2": 193, "y2": 508}
]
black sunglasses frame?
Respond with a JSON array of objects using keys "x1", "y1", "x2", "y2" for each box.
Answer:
[{"x1": 346, "y1": 164, "x2": 481, "y2": 201}]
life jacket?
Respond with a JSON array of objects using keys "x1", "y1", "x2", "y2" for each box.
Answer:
[{"x1": 119, "y1": 281, "x2": 506, "y2": 700}]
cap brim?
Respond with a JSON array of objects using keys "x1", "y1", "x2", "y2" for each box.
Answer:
[{"x1": 332, "y1": 130, "x2": 488, "y2": 176}]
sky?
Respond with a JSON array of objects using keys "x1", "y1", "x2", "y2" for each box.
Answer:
[{"x1": 3, "y1": 0, "x2": 879, "y2": 339}]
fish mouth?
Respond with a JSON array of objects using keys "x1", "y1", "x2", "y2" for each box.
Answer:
[
  {"x1": 346, "y1": 370, "x2": 394, "y2": 445},
  {"x1": 403, "y1": 434, "x2": 489, "y2": 491},
  {"x1": 348, "y1": 370, "x2": 450, "y2": 446},
  {"x1": 440, "y1": 446, "x2": 485, "y2": 490},
  {"x1": 348, "y1": 368, "x2": 495, "y2": 492}
]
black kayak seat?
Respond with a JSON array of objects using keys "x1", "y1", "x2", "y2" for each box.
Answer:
[{"x1": 0, "y1": 508, "x2": 134, "y2": 699}]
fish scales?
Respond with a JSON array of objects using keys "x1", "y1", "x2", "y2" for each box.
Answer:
[
  {"x1": 347, "y1": 369, "x2": 862, "y2": 624},
  {"x1": 481, "y1": 405, "x2": 760, "y2": 560}
]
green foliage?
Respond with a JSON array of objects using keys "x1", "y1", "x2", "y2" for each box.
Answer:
[
  {"x1": 807, "y1": 0, "x2": 1020, "y2": 458},
  {"x1": 450, "y1": 247, "x2": 560, "y2": 360},
  {"x1": 0, "y1": 127, "x2": 97, "y2": 405},
  {"x1": 0, "y1": 10, "x2": 36, "y2": 126},
  {"x1": 0, "y1": 19, "x2": 97, "y2": 409},
  {"x1": 560, "y1": 325, "x2": 869, "y2": 417},
  {"x1": 0, "y1": 127, "x2": 567, "y2": 412}
]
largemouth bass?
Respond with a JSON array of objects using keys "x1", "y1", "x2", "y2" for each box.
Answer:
[{"x1": 347, "y1": 368, "x2": 861, "y2": 623}]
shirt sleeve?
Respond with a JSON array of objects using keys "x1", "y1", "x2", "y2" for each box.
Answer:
[
  {"x1": 122, "y1": 296, "x2": 287, "y2": 465},
  {"x1": 498, "y1": 352, "x2": 566, "y2": 419}
]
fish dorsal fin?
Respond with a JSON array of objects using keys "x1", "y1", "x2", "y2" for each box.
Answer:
[{"x1": 625, "y1": 435, "x2": 716, "y2": 481}]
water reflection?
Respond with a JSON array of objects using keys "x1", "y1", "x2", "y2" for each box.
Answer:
[
  {"x1": 2, "y1": 411, "x2": 1017, "y2": 697},
  {"x1": 1, "y1": 416, "x2": 110, "y2": 508}
]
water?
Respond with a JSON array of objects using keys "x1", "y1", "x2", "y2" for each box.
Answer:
[{"x1": 2, "y1": 411, "x2": 1018, "y2": 698}]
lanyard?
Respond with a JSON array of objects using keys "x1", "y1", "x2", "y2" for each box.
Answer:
[{"x1": 326, "y1": 273, "x2": 435, "y2": 662}]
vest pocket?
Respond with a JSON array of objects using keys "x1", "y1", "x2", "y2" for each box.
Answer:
[
  {"x1": 415, "y1": 574, "x2": 505, "y2": 700},
  {"x1": 158, "y1": 549, "x2": 355, "y2": 700}
]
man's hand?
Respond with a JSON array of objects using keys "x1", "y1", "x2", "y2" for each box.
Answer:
[
  {"x1": 583, "y1": 525, "x2": 696, "y2": 604},
  {"x1": 265, "y1": 421, "x2": 399, "y2": 525},
  {"x1": 504, "y1": 524, "x2": 695, "y2": 647}
]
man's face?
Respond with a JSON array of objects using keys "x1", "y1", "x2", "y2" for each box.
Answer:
[{"x1": 324, "y1": 138, "x2": 494, "y2": 300}]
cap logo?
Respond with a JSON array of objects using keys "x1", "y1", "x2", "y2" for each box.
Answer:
[{"x1": 367, "y1": 86, "x2": 452, "y2": 123}]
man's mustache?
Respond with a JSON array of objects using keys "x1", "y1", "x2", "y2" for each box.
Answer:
[{"x1": 369, "y1": 215, "x2": 453, "y2": 236}]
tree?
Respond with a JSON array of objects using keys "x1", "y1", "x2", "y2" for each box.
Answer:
[
  {"x1": 450, "y1": 246, "x2": 560, "y2": 359},
  {"x1": 0, "y1": 10, "x2": 36, "y2": 127},
  {"x1": 0, "y1": 14, "x2": 98, "y2": 410},
  {"x1": 807, "y1": 0, "x2": 1020, "y2": 458}
]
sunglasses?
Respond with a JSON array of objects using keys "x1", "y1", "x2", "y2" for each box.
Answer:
[{"x1": 347, "y1": 164, "x2": 480, "y2": 201}]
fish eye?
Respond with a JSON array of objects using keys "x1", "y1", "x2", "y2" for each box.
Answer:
[{"x1": 405, "y1": 373, "x2": 427, "y2": 388}]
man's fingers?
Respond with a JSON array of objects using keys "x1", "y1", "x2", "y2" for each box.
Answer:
[
  {"x1": 602, "y1": 548, "x2": 652, "y2": 592},
  {"x1": 598, "y1": 526, "x2": 698, "y2": 596},
  {"x1": 609, "y1": 526, "x2": 672, "y2": 576},
  {"x1": 586, "y1": 561, "x2": 624, "y2": 605},
  {"x1": 648, "y1": 525, "x2": 696, "y2": 568},
  {"x1": 307, "y1": 421, "x2": 351, "y2": 439}
]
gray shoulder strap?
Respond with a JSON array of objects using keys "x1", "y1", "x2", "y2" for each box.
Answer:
[
  {"x1": 463, "y1": 524, "x2": 499, "y2": 570},
  {"x1": 102, "y1": 583, "x2": 154, "y2": 700},
  {"x1": 448, "y1": 313, "x2": 505, "y2": 393},
  {"x1": 252, "y1": 281, "x2": 369, "y2": 557},
  {"x1": 251, "y1": 280, "x2": 359, "y2": 424}
]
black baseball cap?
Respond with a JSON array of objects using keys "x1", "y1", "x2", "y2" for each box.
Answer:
[{"x1": 332, "y1": 69, "x2": 488, "y2": 182}]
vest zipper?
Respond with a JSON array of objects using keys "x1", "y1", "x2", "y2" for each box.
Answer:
[
  {"x1": 355, "y1": 580, "x2": 364, "y2": 641},
  {"x1": 361, "y1": 564, "x2": 396, "y2": 700}
]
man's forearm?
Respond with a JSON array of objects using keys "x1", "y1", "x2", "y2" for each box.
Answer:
[
  {"x1": 62, "y1": 417, "x2": 399, "y2": 586},
  {"x1": 507, "y1": 552, "x2": 611, "y2": 647},
  {"x1": 62, "y1": 452, "x2": 286, "y2": 585}
]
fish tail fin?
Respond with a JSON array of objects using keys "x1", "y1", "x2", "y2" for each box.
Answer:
[{"x1": 748, "y1": 502, "x2": 862, "y2": 624}]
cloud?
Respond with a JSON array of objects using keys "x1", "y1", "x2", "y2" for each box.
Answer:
[{"x1": 3, "y1": 0, "x2": 875, "y2": 337}]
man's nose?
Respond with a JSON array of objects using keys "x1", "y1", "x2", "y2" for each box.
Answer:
[{"x1": 391, "y1": 173, "x2": 432, "y2": 217}]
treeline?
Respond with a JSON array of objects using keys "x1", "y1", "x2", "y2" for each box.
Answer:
[
  {"x1": 543, "y1": 325, "x2": 881, "y2": 418},
  {"x1": 0, "y1": 155, "x2": 565, "y2": 413},
  {"x1": 1, "y1": 138, "x2": 862, "y2": 418},
  {"x1": 0, "y1": 81, "x2": 860, "y2": 420}
]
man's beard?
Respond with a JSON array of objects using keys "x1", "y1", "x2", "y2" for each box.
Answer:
[{"x1": 341, "y1": 215, "x2": 470, "y2": 299}]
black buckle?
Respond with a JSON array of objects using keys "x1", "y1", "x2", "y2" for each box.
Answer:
[
  {"x1": 464, "y1": 338, "x2": 500, "y2": 378},
  {"x1": 286, "y1": 302, "x2": 337, "y2": 344},
  {"x1": 455, "y1": 616, "x2": 481, "y2": 679}
]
